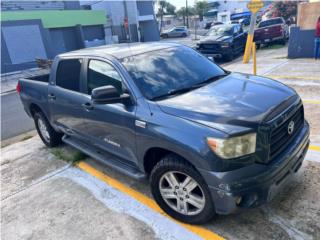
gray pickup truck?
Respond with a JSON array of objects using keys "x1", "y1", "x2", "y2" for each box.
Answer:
[{"x1": 18, "y1": 42, "x2": 310, "y2": 224}]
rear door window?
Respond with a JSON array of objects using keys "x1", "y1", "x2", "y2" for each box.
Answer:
[
  {"x1": 259, "y1": 18, "x2": 283, "y2": 28},
  {"x1": 56, "y1": 59, "x2": 82, "y2": 92}
]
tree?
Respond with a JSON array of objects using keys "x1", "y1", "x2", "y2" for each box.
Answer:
[
  {"x1": 194, "y1": 0, "x2": 209, "y2": 21},
  {"x1": 265, "y1": 1, "x2": 304, "y2": 23},
  {"x1": 176, "y1": 6, "x2": 195, "y2": 25},
  {"x1": 157, "y1": 1, "x2": 176, "y2": 32},
  {"x1": 165, "y1": 2, "x2": 176, "y2": 15}
]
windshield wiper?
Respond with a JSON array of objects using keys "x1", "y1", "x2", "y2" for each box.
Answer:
[
  {"x1": 193, "y1": 73, "x2": 229, "y2": 88},
  {"x1": 151, "y1": 73, "x2": 229, "y2": 101}
]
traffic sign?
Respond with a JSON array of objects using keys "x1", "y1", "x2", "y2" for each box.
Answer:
[{"x1": 247, "y1": 0, "x2": 264, "y2": 14}]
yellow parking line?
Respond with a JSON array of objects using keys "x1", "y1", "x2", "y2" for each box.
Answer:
[
  {"x1": 77, "y1": 161, "x2": 224, "y2": 240},
  {"x1": 309, "y1": 145, "x2": 320, "y2": 152},
  {"x1": 266, "y1": 75, "x2": 320, "y2": 81},
  {"x1": 303, "y1": 99, "x2": 320, "y2": 104}
]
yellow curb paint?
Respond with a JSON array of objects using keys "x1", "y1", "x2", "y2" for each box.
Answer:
[
  {"x1": 76, "y1": 161, "x2": 224, "y2": 240},
  {"x1": 266, "y1": 75, "x2": 320, "y2": 81},
  {"x1": 309, "y1": 145, "x2": 320, "y2": 152},
  {"x1": 303, "y1": 99, "x2": 320, "y2": 104}
]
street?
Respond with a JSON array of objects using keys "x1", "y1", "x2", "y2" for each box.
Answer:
[{"x1": 1, "y1": 92, "x2": 34, "y2": 140}]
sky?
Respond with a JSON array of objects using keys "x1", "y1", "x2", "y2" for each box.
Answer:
[{"x1": 167, "y1": 0, "x2": 196, "y2": 10}]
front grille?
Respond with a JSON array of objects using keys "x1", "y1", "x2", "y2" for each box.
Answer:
[
  {"x1": 269, "y1": 106, "x2": 304, "y2": 161},
  {"x1": 200, "y1": 44, "x2": 220, "y2": 51}
]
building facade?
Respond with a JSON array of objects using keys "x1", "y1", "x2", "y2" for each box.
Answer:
[
  {"x1": 81, "y1": 0, "x2": 160, "y2": 43},
  {"x1": 1, "y1": 0, "x2": 160, "y2": 73},
  {"x1": 1, "y1": 1, "x2": 106, "y2": 73}
]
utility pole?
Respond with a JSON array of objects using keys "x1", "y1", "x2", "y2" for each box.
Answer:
[{"x1": 186, "y1": 0, "x2": 189, "y2": 28}]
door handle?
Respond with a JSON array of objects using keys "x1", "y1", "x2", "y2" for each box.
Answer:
[
  {"x1": 81, "y1": 102, "x2": 94, "y2": 111},
  {"x1": 48, "y1": 93, "x2": 56, "y2": 100}
]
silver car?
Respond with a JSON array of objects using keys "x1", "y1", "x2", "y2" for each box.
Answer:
[{"x1": 161, "y1": 26, "x2": 189, "y2": 38}]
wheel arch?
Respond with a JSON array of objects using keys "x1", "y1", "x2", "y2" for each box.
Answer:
[{"x1": 143, "y1": 147, "x2": 198, "y2": 176}]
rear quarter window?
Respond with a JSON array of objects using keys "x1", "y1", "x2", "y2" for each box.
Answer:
[{"x1": 56, "y1": 59, "x2": 82, "y2": 92}]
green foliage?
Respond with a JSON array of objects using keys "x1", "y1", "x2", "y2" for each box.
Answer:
[
  {"x1": 266, "y1": 1, "x2": 301, "y2": 21},
  {"x1": 195, "y1": 0, "x2": 209, "y2": 20},
  {"x1": 51, "y1": 148, "x2": 86, "y2": 164},
  {"x1": 176, "y1": 6, "x2": 195, "y2": 17},
  {"x1": 157, "y1": 0, "x2": 176, "y2": 16}
]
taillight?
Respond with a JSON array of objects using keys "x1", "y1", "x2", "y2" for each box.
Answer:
[{"x1": 16, "y1": 82, "x2": 21, "y2": 94}]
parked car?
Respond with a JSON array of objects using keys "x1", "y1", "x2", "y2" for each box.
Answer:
[
  {"x1": 196, "y1": 24, "x2": 247, "y2": 61},
  {"x1": 161, "y1": 26, "x2": 189, "y2": 38},
  {"x1": 17, "y1": 42, "x2": 310, "y2": 224},
  {"x1": 254, "y1": 17, "x2": 289, "y2": 48},
  {"x1": 239, "y1": 18, "x2": 250, "y2": 26}
]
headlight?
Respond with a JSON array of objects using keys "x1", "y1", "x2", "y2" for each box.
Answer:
[
  {"x1": 220, "y1": 42, "x2": 230, "y2": 48},
  {"x1": 207, "y1": 133, "x2": 256, "y2": 159}
]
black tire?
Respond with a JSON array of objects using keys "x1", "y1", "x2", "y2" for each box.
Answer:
[
  {"x1": 34, "y1": 111, "x2": 62, "y2": 147},
  {"x1": 256, "y1": 43, "x2": 261, "y2": 49},
  {"x1": 280, "y1": 37, "x2": 286, "y2": 45},
  {"x1": 182, "y1": 33, "x2": 187, "y2": 38},
  {"x1": 150, "y1": 154, "x2": 215, "y2": 224},
  {"x1": 224, "y1": 51, "x2": 234, "y2": 61},
  {"x1": 162, "y1": 34, "x2": 168, "y2": 38}
]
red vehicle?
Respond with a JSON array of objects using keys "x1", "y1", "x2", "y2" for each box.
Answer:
[{"x1": 254, "y1": 17, "x2": 289, "y2": 48}]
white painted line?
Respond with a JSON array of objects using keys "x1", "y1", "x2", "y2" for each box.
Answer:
[{"x1": 58, "y1": 167, "x2": 203, "y2": 240}]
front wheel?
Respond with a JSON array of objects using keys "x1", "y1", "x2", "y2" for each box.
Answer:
[
  {"x1": 34, "y1": 112, "x2": 62, "y2": 147},
  {"x1": 150, "y1": 154, "x2": 215, "y2": 224},
  {"x1": 224, "y1": 51, "x2": 234, "y2": 61}
]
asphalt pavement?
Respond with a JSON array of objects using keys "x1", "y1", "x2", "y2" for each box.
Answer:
[{"x1": 1, "y1": 92, "x2": 34, "y2": 140}]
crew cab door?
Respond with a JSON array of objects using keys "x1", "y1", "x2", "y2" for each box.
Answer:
[
  {"x1": 48, "y1": 57, "x2": 88, "y2": 135},
  {"x1": 79, "y1": 58, "x2": 138, "y2": 163}
]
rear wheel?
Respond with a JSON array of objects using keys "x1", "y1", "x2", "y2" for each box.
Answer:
[
  {"x1": 150, "y1": 154, "x2": 215, "y2": 224},
  {"x1": 280, "y1": 37, "x2": 286, "y2": 45},
  {"x1": 162, "y1": 34, "x2": 168, "y2": 38},
  {"x1": 34, "y1": 111, "x2": 62, "y2": 147},
  {"x1": 182, "y1": 33, "x2": 187, "y2": 38}
]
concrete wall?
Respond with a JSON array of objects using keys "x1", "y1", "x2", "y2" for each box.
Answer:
[
  {"x1": 288, "y1": 27, "x2": 316, "y2": 58},
  {"x1": 1, "y1": 19, "x2": 53, "y2": 72},
  {"x1": 136, "y1": 0, "x2": 154, "y2": 16},
  {"x1": 88, "y1": 0, "x2": 159, "y2": 43},
  {"x1": 297, "y1": 2, "x2": 320, "y2": 30},
  {"x1": 1, "y1": 19, "x2": 105, "y2": 73}
]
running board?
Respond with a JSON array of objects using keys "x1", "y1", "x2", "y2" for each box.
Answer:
[{"x1": 62, "y1": 135, "x2": 147, "y2": 180}]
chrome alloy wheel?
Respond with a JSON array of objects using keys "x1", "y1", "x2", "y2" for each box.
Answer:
[
  {"x1": 159, "y1": 171, "x2": 205, "y2": 216},
  {"x1": 38, "y1": 118, "x2": 50, "y2": 142}
]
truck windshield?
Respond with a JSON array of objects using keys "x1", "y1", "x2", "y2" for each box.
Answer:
[
  {"x1": 206, "y1": 25, "x2": 233, "y2": 36},
  {"x1": 121, "y1": 46, "x2": 226, "y2": 100}
]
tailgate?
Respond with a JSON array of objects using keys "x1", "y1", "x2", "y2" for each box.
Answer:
[{"x1": 254, "y1": 25, "x2": 283, "y2": 41}]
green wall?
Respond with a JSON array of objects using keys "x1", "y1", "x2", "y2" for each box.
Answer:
[{"x1": 1, "y1": 10, "x2": 107, "y2": 28}]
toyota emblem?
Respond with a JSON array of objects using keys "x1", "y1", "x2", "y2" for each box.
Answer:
[{"x1": 288, "y1": 121, "x2": 295, "y2": 135}]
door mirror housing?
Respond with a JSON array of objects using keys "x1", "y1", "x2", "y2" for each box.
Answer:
[{"x1": 91, "y1": 85, "x2": 131, "y2": 105}]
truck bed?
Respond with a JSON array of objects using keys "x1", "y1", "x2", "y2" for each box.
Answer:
[{"x1": 23, "y1": 74, "x2": 50, "y2": 83}]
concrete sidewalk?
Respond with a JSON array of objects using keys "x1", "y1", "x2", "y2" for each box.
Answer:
[{"x1": 2, "y1": 133, "x2": 320, "y2": 240}]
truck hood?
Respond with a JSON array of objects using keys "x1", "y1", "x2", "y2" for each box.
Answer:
[
  {"x1": 198, "y1": 35, "x2": 232, "y2": 43},
  {"x1": 156, "y1": 73, "x2": 297, "y2": 134}
]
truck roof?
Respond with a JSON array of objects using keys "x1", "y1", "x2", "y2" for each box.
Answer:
[{"x1": 59, "y1": 42, "x2": 182, "y2": 60}]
